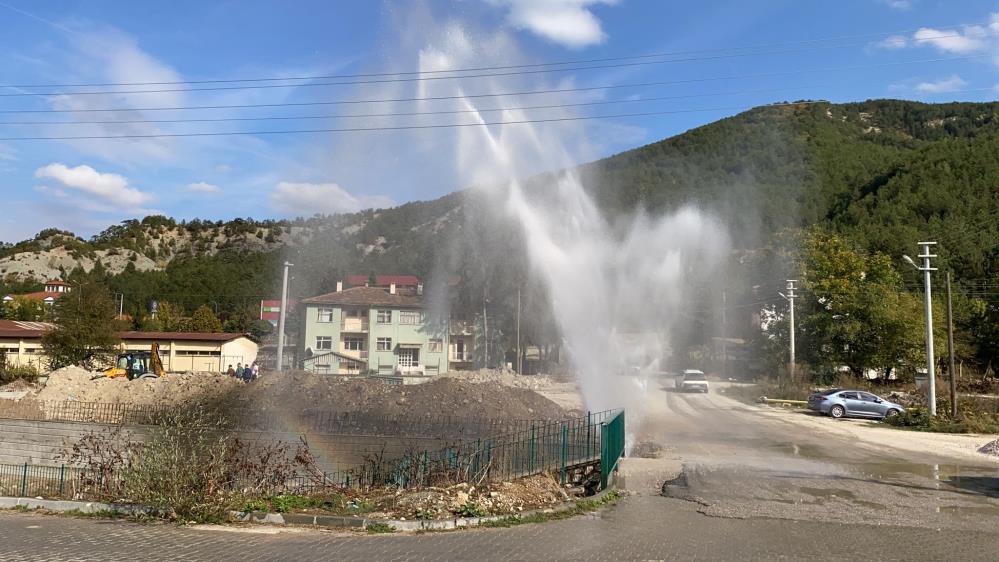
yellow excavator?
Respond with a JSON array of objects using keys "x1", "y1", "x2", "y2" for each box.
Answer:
[{"x1": 104, "y1": 342, "x2": 167, "y2": 380}]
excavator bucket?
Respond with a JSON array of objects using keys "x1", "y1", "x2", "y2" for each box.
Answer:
[{"x1": 150, "y1": 342, "x2": 167, "y2": 377}]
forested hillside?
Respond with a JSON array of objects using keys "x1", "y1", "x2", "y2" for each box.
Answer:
[{"x1": 3, "y1": 99, "x2": 997, "y2": 370}]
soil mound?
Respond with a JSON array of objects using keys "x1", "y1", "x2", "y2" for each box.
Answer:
[{"x1": 29, "y1": 367, "x2": 567, "y2": 420}]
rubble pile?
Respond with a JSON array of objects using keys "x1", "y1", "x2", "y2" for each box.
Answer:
[
  {"x1": 22, "y1": 367, "x2": 568, "y2": 420},
  {"x1": 979, "y1": 439, "x2": 999, "y2": 457},
  {"x1": 372, "y1": 474, "x2": 571, "y2": 519}
]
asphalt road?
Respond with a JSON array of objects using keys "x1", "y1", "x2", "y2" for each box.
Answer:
[{"x1": 1, "y1": 384, "x2": 997, "y2": 561}]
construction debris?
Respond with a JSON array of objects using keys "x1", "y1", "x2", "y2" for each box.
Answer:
[{"x1": 367, "y1": 474, "x2": 571, "y2": 519}]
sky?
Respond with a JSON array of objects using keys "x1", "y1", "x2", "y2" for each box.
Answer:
[{"x1": 0, "y1": 0, "x2": 998, "y2": 243}]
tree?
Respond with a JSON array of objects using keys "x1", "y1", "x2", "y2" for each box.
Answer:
[
  {"x1": 182, "y1": 305, "x2": 222, "y2": 333},
  {"x1": 42, "y1": 283, "x2": 120, "y2": 370},
  {"x1": 155, "y1": 301, "x2": 185, "y2": 332},
  {"x1": 0, "y1": 296, "x2": 48, "y2": 321},
  {"x1": 795, "y1": 231, "x2": 935, "y2": 379}
]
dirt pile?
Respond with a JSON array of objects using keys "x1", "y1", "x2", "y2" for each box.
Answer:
[
  {"x1": 246, "y1": 373, "x2": 567, "y2": 419},
  {"x1": 370, "y1": 474, "x2": 570, "y2": 519},
  {"x1": 0, "y1": 379, "x2": 40, "y2": 393},
  {"x1": 37, "y1": 366, "x2": 242, "y2": 405},
  {"x1": 979, "y1": 439, "x2": 999, "y2": 457},
  {"x1": 29, "y1": 367, "x2": 568, "y2": 420}
]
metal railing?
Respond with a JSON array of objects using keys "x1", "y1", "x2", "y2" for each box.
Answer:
[
  {"x1": 339, "y1": 409, "x2": 623, "y2": 490},
  {"x1": 0, "y1": 410, "x2": 627, "y2": 500}
]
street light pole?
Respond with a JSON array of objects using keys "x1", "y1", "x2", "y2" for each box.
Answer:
[
  {"x1": 946, "y1": 271, "x2": 957, "y2": 418},
  {"x1": 904, "y1": 242, "x2": 937, "y2": 416},
  {"x1": 779, "y1": 280, "x2": 797, "y2": 382},
  {"x1": 276, "y1": 261, "x2": 293, "y2": 372}
]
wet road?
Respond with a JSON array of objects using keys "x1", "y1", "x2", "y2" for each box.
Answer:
[{"x1": 637, "y1": 384, "x2": 999, "y2": 532}]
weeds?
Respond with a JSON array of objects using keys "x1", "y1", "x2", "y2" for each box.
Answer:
[
  {"x1": 884, "y1": 407, "x2": 999, "y2": 433},
  {"x1": 480, "y1": 490, "x2": 620, "y2": 528},
  {"x1": 365, "y1": 522, "x2": 395, "y2": 534}
]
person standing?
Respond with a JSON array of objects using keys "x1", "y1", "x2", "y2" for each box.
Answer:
[
  {"x1": 250, "y1": 361, "x2": 260, "y2": 380},
  {"x1": 226, "y1": 364, "x2": 236, "y2": 377},
  {"x1": 236, "y1": 363, "x2": 244, "y2": 379}
]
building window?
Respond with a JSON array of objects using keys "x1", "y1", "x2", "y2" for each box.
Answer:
[
  {"x1": 343, "y1": 337, "x2": 365, "y2": 351},
  {"x1": 376, "y1": 309, "x2": 392, "y2": 324},
  {"x1": 399, "y1": 311, "x2": 422, "y2": 325},
  {"x1": 428, "y1": 339, "x2": 443, "y2": 353},
  {"x1": 317, "y1": 307, "x2": 334, "y2": 323},
  {"x1": 344, "y1": 308, "x2": 362, "y2": 318},
  {"x1": 316, "y1": 336, "x2": 332, "y2": 351},
  {"x1": 376, "y1": 337, "x2": 392, "y2": 351}
]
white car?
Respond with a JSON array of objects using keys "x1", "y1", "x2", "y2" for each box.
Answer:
[{"x1": 675, "y1": 369, "x2": 709, "y2": 393}]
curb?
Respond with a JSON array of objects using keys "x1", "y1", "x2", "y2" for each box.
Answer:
[
  {"x1": 0, "y1": 496, "x2": 148, "y2": 515},
  {"x1": 232, "y1": 486, "x2": 620, "y2": 531},
  {"x1": 0, "y1": 485, "x2": 620, "y2": 532}
]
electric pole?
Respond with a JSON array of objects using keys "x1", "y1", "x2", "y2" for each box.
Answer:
[
  {"x1": 904, "y1": 242, "x2": 937, "y2": 416},
  {"x1": 516, "y1": 287, "x2": 522, "y2": 375},
  {"x1": 276, "y1": 261, "x2": 293, "y2": 372},
  {"x1": 946, "y1": 271, "x2": 957, "y2": 417},
  {"x1": 779, "y1": 280, "x2": 797, "y2": 382},
  {"x1": 721, "y1": 290, "x2": 728, "y2": 379}
]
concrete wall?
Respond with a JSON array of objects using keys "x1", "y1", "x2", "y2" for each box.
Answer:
[{"x1": 0, "y1": 418, "x2": 444, "y2": 473}]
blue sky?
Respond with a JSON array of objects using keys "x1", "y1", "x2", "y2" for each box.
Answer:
[{"x1": 1, "y1": 0, "x2": 997, "y2": 242}]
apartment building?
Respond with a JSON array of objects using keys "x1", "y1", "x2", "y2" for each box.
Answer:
[{"x1": 299, "y1": 280, "x2": 474, "y2": 375}]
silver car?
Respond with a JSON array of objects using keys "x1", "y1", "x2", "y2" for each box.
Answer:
[{"x1": 807, "y1": 389, "x2": 905, "y2": 420}]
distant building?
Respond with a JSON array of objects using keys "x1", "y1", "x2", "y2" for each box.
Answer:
[
  {"x1": 299, "y1": 278, "x2": 474, "y2": 376},
  {"x1": 2, "y1": 280, "x2": 73, "y2": 306},
  {"x1": 346, "y1": 274, "x2": 421, "y2": 293},
  {"x1": 0, "y1": 320, "x2": 257, "y2": 373},
  {"x1": 259, "y1": 299, "x2": 298, "y2": 327}
]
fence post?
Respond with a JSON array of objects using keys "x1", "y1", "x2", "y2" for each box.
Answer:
[
  {"x1": 586, "y1": 411, "x2": 592, "y2": 460},
  {"x1": 560, "y1": 424, "x2": 568, "y2": 485},
  {"x1": 529, "y1": 423, "x2": 536, "y2": 474},
  {"x1": 20, "y1": 463, "x2": 28, "y2": 497},
  {"x1": 59, "y1": 464, "x2": 65, "y2": 496}
]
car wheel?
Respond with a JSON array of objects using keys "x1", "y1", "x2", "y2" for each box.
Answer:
[
  {"x1": 885, "y1": 408, "x2": 900, "y2": 419},
  {"x1": 829, "y1": 405, "x2": 845, "y2": 419}
]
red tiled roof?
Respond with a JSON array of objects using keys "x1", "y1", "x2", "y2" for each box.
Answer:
[
  {"x1": 0, "y1": 320, "x2": 55, "y2": 338},
  {"x1": 44, "y1": 280, "x2": 72, "y2": 286},
  {"x1": 118, "y1": 331, "x2": 246, "y2": 342},
  {"x1": 5, "y1": 291, "x2": 65, "y2": 302},
  {"x1": 301, "y1": 286, "x2": 423, "y2": 307},
  {"x1": 346, "y1": 275, "x2": 420, "y2": 287}
]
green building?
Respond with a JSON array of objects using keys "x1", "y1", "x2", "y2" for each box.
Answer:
[{"x1": 299, "y1": 279, "x2": 474, "y2": 376}]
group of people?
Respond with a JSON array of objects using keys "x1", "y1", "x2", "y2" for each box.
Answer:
[{"x1": 226, "y1": 361, "x2": 259, "y2": 381}]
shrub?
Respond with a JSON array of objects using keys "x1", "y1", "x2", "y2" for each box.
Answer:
[{"x1": 0, "y1": 364, "x2": 40, "y2": 385}]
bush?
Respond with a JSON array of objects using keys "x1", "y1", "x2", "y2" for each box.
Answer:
[
  {"x1": 0, "y1": 364, "x2": 40, "y2": 385},
  {"x1": 884, "y1": 407, "x2": 999, "y2": 433}
]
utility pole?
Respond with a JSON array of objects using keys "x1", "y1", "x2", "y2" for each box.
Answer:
[
  {"x1": 779, "y1": 280, "x2": 797, "y2": 382},
  {"x1": 904, "y1": 242, "x2": 937, "y2": 416},
  {"x1": 516, "y1": 287, "x2": 522, "y2": 375},
  {"x1": 276, "y1": 261, "x2": 293, "y2": 372},
  {"x1": 483, "y1": 304, "x2": 489, "y2": 369},
  {"x1": 721, "y1": 290, "x2": 728, "y2": 379},
  {"x1": 946, "y1": 271, "x2": 957, "y2": 417}
]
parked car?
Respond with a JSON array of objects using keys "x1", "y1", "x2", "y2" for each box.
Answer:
[
  {"x1": 807, "y1": 389, "x2": 905, "y2": 420},
  {"x1": 675, "y1": 369, "x2": 709, "y2": 393}
]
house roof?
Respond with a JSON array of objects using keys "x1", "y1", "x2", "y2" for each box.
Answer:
[
  {"x1": 118, "y1": 331, "x2": 246, "y2": 342},
  {"x1": 346, "y1": 274, "x2": 420, "y2": 287},
  {"x1": 0, "y1": 320, "x2": 56, "y2": 338},
  {"x1": 44, "y1": 280, "x2": 72, "y2": 287},
  {"x1": 3, "y1": 291, "x2": 65, "y2": 302},
  {"x1": 301, "y1": 286, "x2": 424, "y2": 307}
]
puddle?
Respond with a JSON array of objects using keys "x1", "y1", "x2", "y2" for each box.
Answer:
[
  {"x1": 798, "y1": 487, "x2": 857, "y2": 500},
  {"x1": 939, "y1": 504, "x2": 999, "y2": 516}
]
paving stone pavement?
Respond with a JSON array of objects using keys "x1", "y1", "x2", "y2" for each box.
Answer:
[{"x1": 2, "y1": 495, "x2": 999, "y2": 561}]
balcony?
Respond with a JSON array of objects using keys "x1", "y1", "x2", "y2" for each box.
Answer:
[
  {"x1": 451, "y1": 352, "x2": 470, "y2": 362},
  {"x1": 396, "y1": 364, "x2": 424, "y2": 375},
  {"x1": 341, "y1": 317, "x2": 369, "y2": 332},
  {"x1": 339, "y1": 347, "x2": 369, "y2": 360}
]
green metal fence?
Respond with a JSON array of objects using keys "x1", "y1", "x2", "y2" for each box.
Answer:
[{"x1": 0, "y1": 409, "x2": 628, "y2": 500}]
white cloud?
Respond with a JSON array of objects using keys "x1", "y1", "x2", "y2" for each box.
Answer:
[
  {"x1": 881, "y1": 0, "x2": 912, "y2": 10},
  {"x1": 34, "y1": 163, "x2": 153, "y2": 209},
  {"x1": 876, "y1": 35, "x2": 908, "y2": 49},
  {"x1": 214, "y1": 164, "x2": 232, "y2": 173},
  {"x1": 187, "y1": 182, "x2": 221, "y2": 194},
  {"x1": 270, "y1": 182, "x2": 394, "y2": 216},
  {"x1": 489, "y1": 0, "x2": 617, "y2": 48},
  {"x1": 915, "y1": 74, "x2": 968, "y2": 93},
  {"x1": 913, "y1": 26, "x2": 987, "y2": 54}
]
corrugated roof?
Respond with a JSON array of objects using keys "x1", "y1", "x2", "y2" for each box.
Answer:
[
  {"x1": 301, "y1": 286, "x2": 424, "y2": 307},
  {"x1": 0, "y1": 320, "x2": 55, "y2": 338},
  {"x1": 118, "y1": 331, "x2": 245, "y2": 342}
]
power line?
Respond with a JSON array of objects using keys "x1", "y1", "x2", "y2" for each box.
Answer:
[
  {"x1": 0, "y1": 21, "x2": 989, "y2": 89},
  {"x1": 0, "y1": 53, "x2": 988, "y2": 115},
  {"x1": 0, "y1": 49, "x2": 991, "y2": 99},
  {"x1": 0, "y1": 85, "x2": 825, "y2": 125},
  {"x1": 3, "y1": 84, "x2": 994, "y2": 127},
  {"x1": 0, "y1": 104, "x2": 779, "y2": 140}
]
